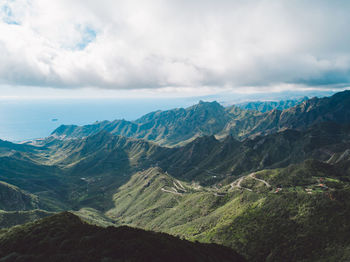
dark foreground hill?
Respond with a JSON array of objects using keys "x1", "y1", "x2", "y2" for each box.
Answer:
[{"x1": 0, "y1": 212, "x2": 245, "y2": 262}]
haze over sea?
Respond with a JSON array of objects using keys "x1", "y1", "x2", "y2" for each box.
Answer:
[{"x1": 0, "y1": 98, "x2": 200, "y2": 142}]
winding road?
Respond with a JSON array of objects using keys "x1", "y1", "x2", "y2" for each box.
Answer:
[{"x1": 230, "y1": 172, "x2": 271, "y2": 192}]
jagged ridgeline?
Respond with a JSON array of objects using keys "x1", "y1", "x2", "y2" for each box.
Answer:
[
  {"x1": 51, "y1": 90, "x2": 350, "y2": 146},
  {"x1": 1, "y1": 90, "x2": 350, "y2": 261}
]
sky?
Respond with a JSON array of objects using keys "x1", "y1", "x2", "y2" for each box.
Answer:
[{"x1": 0, "y1": 0, "x2": 350, "y2": 99}]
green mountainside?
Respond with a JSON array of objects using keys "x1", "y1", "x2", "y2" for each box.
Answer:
[
  {"x1": 220, "y1": 91, "x2": 350, "y2": 139},
  {"x1": 0, "y1": 181, "x2": 39, "y2": 211},
  {"x1": 0, "y1": 154, "x2": 73, "y2": 211},
  {"x1": 1, "y1": 122, "x2": 350, "y2": 211},
  {"x1": 159, "y1": 123, "x2": 350, "y2": 183},
  {"x1": 0, "y1": 212, "x2": 245, "y2": 262},
  {"x1": 107, "y1": 159, "x2": 350, "y2": 261}
]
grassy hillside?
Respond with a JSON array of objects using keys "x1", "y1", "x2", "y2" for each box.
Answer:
[
  {"x1": 107, "y1": 160, "x2": 350, "y2": 262},
  {"x1": 0, "y1": 212, "x2": 246, "y2": 262}
]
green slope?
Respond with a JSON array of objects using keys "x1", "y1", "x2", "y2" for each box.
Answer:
[
  {"x1": 0, "y1": 181, "x2": 39, "y2": 211},
  {"x1": 107, "y1": 159, "x2": 350, "y2": 262},
  {"x1": 0, "y1": 155, "x2": 74, "y2": 211}
]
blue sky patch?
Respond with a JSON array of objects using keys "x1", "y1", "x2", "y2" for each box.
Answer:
[
  {"x1": 1, "y1": 3, "x2": 20, "y2": 25},
  {"x1": 76, "y1": 26, "x2": 97, "y2": 50}
]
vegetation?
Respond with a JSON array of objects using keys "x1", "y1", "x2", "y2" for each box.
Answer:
[
  {"x1": 2, "y1": 120, "x2": 348, "y2": 213},
  {"x1": 0, "y1": 181, "x2": 39, "y2": 211},
  {"x1": 0, "y1": 209, "x2": 53, "y2": 228},
  {"x1": 107, "y1": 158, "x2": 350, "y2": 261},
  {"x1": 0, "y1": 212, "x2": 245, "y2": 262}
]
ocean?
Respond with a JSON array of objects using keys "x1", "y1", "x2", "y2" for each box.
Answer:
[{"x1": 0, "y1": 98, "x2": 199, "y2": 142}]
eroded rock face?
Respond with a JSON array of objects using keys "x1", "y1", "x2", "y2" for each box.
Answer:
[{"x1": 0, "y1": 181, "x2": 39, "y2": 211}]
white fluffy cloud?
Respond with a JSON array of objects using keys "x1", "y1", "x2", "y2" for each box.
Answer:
[{"x1": 1, "y1": 0, "x2": 350, "y2": 93}]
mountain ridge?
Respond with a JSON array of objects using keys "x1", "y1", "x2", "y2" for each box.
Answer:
[
  {"x1": 52, "y1": 100, "x2": 232, "y2": 147},
  {"x1": 50, "y1": 90, "x2": 350, "y2": 146}
]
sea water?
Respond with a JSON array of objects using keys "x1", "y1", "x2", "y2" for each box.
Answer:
[{"x1": 0, "y1": 98, "x2": 199, "y2": 142}]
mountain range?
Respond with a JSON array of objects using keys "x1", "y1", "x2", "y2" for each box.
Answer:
[
  {"x1": 1, "y1": 90, "x2": 350, "y2": 261},
  {"x1": 51, "y1": 91, "x2": 350, "y2": 145}
]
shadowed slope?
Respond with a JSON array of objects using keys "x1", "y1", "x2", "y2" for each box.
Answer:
[
  {"x1": 0, "y1": 181, "x2": 39, "y2": 211},
  {"x1": 0, "y1": 212, "x2": 245, "y2": 262}
]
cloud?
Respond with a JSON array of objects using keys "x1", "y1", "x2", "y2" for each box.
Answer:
[{"x1": 0, "y1": 0, "x2": 350, "y2": 92}]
